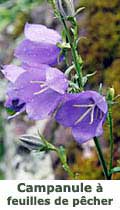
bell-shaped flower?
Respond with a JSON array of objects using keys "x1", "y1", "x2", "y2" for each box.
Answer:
[
  {"x1": 55, "y1": 91, "x2": 108, "y2": 143},
  {"x1": 14, "y1": 23, "x2": 62, "y2": 67},
  {"x1": 2, "y1": 64, "x2": 68, "y2": 120}
]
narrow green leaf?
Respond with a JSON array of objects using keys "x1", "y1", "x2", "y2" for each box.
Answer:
[
  {"x1": 110, "y1": 167, "x2": 120, "y2": 174},
  {"x1": 75, "y1": 7, "x2": 85, "y2": 16},
  {"x1": 58, "y1": 146, "x2": 67, "y2": 163}
]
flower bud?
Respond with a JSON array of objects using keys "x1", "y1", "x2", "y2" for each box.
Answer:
[
  {"x1": 19, "y1": 135, "x2": 43, "y2": 151},
  {"x1": 107, "y1": 87, "x2": 115, "y2": 101},
  {"x1": 56, "y1": 0, "x2": 75, "y2": 17}
]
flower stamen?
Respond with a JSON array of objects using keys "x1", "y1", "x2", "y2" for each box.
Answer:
[
  {"x1": 73, "y1": 104, "x2": 94, "y2": 108},
  {"x1": 74, "y1": 107, "x2": 93, "y2": 125},
  {"x1": 30, "y1": 80, "x2": 48, "y2": 95},
  {"x1": 89, "y1": 106, "x2": 95, "y2": 124},
  {"x1": 34, "y1": 87, "x2": 49, "y2": 95},
  {"x1": 73, "y1": 103, "x2": 95, "y2": 125}
]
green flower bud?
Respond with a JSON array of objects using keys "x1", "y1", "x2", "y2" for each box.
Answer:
[{"x1": 107, "y1": 87, "x2": 115, "y2": 101}]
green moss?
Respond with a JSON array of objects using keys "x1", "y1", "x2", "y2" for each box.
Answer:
[{"x1": 78, "y1": 0, "x2": 120, "y2": 86}]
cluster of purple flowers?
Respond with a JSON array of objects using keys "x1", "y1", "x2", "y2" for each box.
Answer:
[{"x1": 1, "y1": 23, "x2": 108, "y2": 143}]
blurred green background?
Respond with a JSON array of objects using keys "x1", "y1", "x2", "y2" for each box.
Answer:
[{"x1": 0, "y1": 0, "x2": 120, "y2": 180}]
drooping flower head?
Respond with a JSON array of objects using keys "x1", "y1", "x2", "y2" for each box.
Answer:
[
  {"x1": 56, "y1": 91, "x2": 108, "y2": 143},
  {"x1": 2, "y1": 64, "x2": 68, "y2": 120},
  {"x1": 15, "y1": 23, "x2": 62, "y2": 67}
]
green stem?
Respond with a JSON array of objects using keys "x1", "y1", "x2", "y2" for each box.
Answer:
[
  {"x1": 56, "y1": 149, "x2": 75, "y2": 179},
  {"x1": 60, "y1": 16, "x2": 110, "y2": 180},
  {"x1": 60, "y1": 15, "x2": 83, "y2": 90},
  {"x1": 51, "y1": 4, "x2": 112, "y2": 180},
  {"x1": 94, "y1": 137, "x2": 110, "y2": 180},
  {"x1": 40, "y1": 136, "x2": 75, "y2": 179},
  {"x1": 108, "y1": 104, "x2": 114, "y2": 174}
]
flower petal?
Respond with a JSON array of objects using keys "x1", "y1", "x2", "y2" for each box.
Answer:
[
  {"x1": 21, "y1": 63, "x2": 49, "y2": 71},
  {"x1": 46, "y1": 67, "x2": 68, "y2": 94},
  {"x1": 8, "y1": 66, "x2": 46, "y2": 102},
  {"x1": 56, "y1": 91, "x2": 107, "y2": 143},
  {"x1": 1, "y1": 64, "x2": 26, "y2": 83},
  {"x1": 5, "y1": 97, "x2": 26, "y2": 119},
  {"x1": 86, "y1": 91, "x2": 108, "y2": 114},
  {"x1": 72, "y1": 108, "x2": 104, "y2": 143},
  {"x1": 25, "y1": 23, "x2": 61, "y2": 45},
  {"x1": 15, "y1": 39, "x2": 61, "y2": 66},
  {"x1": 26, "y1": 89, "x2": 62, "y2": 120},
  {"x1": 55, "y1": 93, "x2": 92, "y2": 126}
]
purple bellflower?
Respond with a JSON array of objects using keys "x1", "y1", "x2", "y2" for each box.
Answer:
[
  {"x1": 56, "y1": 91, "x2": 108, "y2": 143},
  {"x1": 15, "y1": 23, "x2": 62, "y2": 67},
  {"x1": 3, "y1": 64, "x2": 68, "y2": 120}
]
